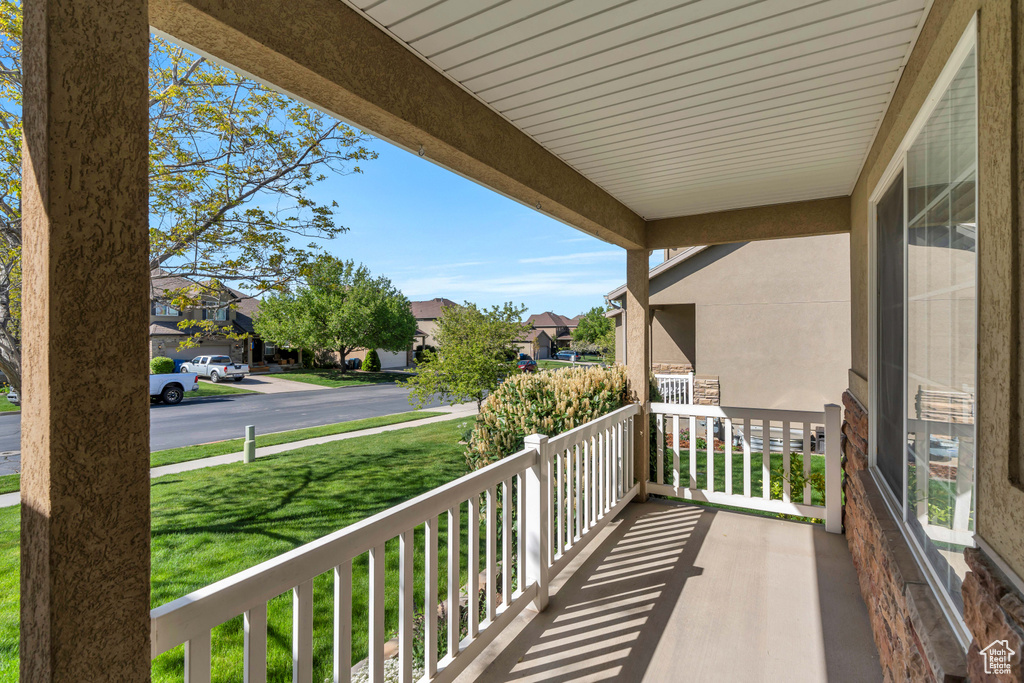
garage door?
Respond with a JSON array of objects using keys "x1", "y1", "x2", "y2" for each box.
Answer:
[
  {"x1": 376, "y1": 349, "x2": 407, "y2": 369},
  {"x1": 160, "y1": 343, "x2": 206, "y2": 361},
  {"x1": 197, "y1": 345, "x2": 231, "y2": 359}
]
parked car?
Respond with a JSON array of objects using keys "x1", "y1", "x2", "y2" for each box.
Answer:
[
  {"x1": 6, "y1": 389, "x2": 17, "y2": 405},
  {"x1": 517, "y1": 359, "x2": 538, "y2": 373},
  {"x1": 179, "y1": 355, "x2": 249, "y2": 382},
  {"x1": 150, "y1": 372, "x2": 199, "y2": 404},
  {"x1": 519, "y1": 353, "x2": 532, "y2": 361},
  {"x1": 554, "y1": 350, "x2": 580, "y2": 361}
]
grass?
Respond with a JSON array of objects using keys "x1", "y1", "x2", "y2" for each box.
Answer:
[
  {"x1": 274, "y1": 368, "x2": 409, "y2": 388},
  {"x1": 149, "y1": 410, "x2": 446, "y2": 467},
  {"x1": 0, "y1": 474, "x2": 15, "y2": 495},
  {"x1": 535, "y1": 359, "x2": 601, "y2": 371},
  {"x1": 0, "y1": 417, "x2": 480, "y2": 681},
  {"x1": 190, "y1": 379, "x2": 257, "y2": 397},
  {"x1": 0, "y1": 397, "x2": 17, "y2": 412},
  {"x1": 650, "y1": 449, "x2": 828, "y2": 508}
]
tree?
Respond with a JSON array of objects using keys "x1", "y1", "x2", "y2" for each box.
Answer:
[
  {"x1": 253, "y1": 257, "x2": 415, "y2": 371},
  {"x1": 405, "y1": 302, "x2": 529, "y2": 410},
  {"x1": 0, "y1": 3, "x2": 376, "y2": 393},
  {"x1": 571, "y1": 306, "x2": 615, "y2": 355}
]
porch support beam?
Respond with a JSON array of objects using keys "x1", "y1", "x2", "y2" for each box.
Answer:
[
  {"x1": 625, "y1": 249, "x2": 651, "y2": 502},
  {"x1": 646, "y1": 196, "x2": 850, "y2": 250},
  {"x1": 21, "y1": 0, "x2": 151, "y2": 679},
  {"x1": 148, "y1": 0, "x2": 645, "y2": 250}
]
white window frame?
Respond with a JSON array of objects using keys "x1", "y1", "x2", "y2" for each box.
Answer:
[
  {"x1": 866, "y1": 15, "x2": 978, "y2": 647},
  {"x1": 153, "y1": 303, "x2": 180, "y2": 317}
]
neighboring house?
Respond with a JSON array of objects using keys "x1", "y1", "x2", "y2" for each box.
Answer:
[
  {"x1": 409, "y1": 297, "x2": 458, "y2": 350},
  {"x1": 516, "y1": 328, "x2": 553, "y2": 359},
  {"x1": 149, "y1": 268, "x2": 255, "y2": 364},
  {"x1": 526, "y1": 312, "x2": 577, "y2": 352},
  {"x1": 607, "y1": 234, "x2": 851, "y2": 412}
]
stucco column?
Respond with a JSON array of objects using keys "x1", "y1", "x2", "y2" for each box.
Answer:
[
  {"x1": 626, "y1": 249, "x2": 651, "y2": 501},
  {"x1": 21, "y1": 0, "x2": 150, "y2": 680}
]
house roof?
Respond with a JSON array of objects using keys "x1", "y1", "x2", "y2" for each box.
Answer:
[
  {"x1": 566, "y1": 315, "x2": 580, "y2": 328},
  {"x1": 410, "y1": 298, "x2": 459, "y2": 320},
  {"x1": 518, "y1": 328, "x2": 551, "y2": 343},
  {"x1": 605, "y1": 246, "x2": 710, "y2": 300},
  {"x1": 150, "y1": 268, "x2": 198, "y2": 299},
  {"x1": 527, "y1": 312, "x2": 571, "y2": 328}
]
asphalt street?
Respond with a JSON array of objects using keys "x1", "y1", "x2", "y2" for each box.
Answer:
[{"x1": 0, "y1": 382, "x2": 450, "y2": 455}]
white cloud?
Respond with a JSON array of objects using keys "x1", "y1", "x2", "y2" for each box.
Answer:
[
  {"x1": 398, "y1": 271, "x2": 622, "y2": 299},
  {"x1": 518, "y1": 250, "x2": 621, "y2": 265}
]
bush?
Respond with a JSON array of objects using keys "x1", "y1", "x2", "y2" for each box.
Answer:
[
  {"x1": 466, "y1": 365, "x2": 630, "y2": 471},
  {"x1": 414, "y1": 344, "x2": 436, "y2": 364},
  {"x1": 364, "y1": 349, "x2": 381, "y2": 372},
  {"x1": 150, "y1": 356, "x2": 175, "y2": 375}
]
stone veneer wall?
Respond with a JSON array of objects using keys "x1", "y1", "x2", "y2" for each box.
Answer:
[
  {"x1": 962, "y1": 548, "x2": 1024, "y2": 680},
  {"x1": 651, "y1": 362, "x2": 694, "y2": 374},
  {"x1": 842, "y1": 391, "x2": 967, "y2": 682},
  {"x1": 693, "y1": 376, "x2": 719, "y2": 406}
]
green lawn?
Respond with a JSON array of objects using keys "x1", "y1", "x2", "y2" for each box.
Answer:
[
  {"x1": 0, "y1": 397, "x2": 17, "y2": 412},
  {"x1": 650, "y1": 449, "x2": 828, "y2": 508},
  {"x1": 274, "y1": 368, "x2": 409, "y2": 388},
  {"x1": 0, "y1": 474, "x2": 15, "y2": 495},
  {"x1": 190, "y1": 379, "x2": 257, "y2": 397},
  {"x1": 149, "y1": 410, "x2": 446, "y2": 467},
  {"x1": 0, "y1": 417, "x2": 479, "y2": 681}
]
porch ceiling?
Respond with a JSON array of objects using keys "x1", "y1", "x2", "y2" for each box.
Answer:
[{"x1": 342, "y1": 0, "x2": 929, "y2": 220}]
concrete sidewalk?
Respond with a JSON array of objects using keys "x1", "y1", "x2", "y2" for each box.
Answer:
[{"x1": 0, "y1": 403, "x2": 477, "y2": 508}]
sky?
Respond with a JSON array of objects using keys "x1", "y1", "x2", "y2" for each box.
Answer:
[{"x1": 304, "y1": 134, "x2": 636, "y2": 319}]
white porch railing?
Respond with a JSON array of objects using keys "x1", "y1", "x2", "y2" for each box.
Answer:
[
  {"x1": 655, "y1": 373, "x2": 694, "y2": 404},
  {"x1": 648, "y1": 402, "x2": 842, "y2": 533},
  {"x1": 150, "y1": 403, "x2": 639, "y2": 683}
]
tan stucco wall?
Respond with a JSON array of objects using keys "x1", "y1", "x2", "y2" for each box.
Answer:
[
  {"x1": 417, "y1": 319, "x2": 439, "y2": 348},
  {"x1": 652, "y1": 234, "x2": 850, "y2": 411},
  {"x1": 651, "y1": 305, "x2": 695, "y2": 368},
  {"x1": 847, "y1": 0, "x2": 1024, "y2": 578}
]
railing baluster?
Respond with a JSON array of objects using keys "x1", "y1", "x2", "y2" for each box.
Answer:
[
  {"x1": 501, "y1": 479, "x2": 512, "y2": 606},
  {"x1": 369, "y1": 545, "x2": 385, "y2": 683},
  {"x1": 590, "y1": 435, "x2": 597, "y2": 527},
  {"x1": 556, "y1": 452, "x2": 564, "y2": 556},
  {"x1": 399, "y1": 531, "x2": 413, "y2": 683},
  {"x1": 293, "y1": 579, "x2": 313, "y2": 683},
  {"x1": 184, "y1": 632, "x2": 211, "y2": 683},
  {"x1": 574, "y1": 443, "x2": 582, "y2": 541},
  {"x1": 803, "y1": 422, "x2": 812, "y2": 504},
  {"x1": 334, "y1": 561, "x2": 352, "y2": 683},
  {"x1": 617, "y1": 421, "x2": 624, "y2": 498},
  {"x1": 672, "y1": 415, "x2": 680, "y2": 490},
  {"x1": 516, "y1": 472, "x2": 525, "y2": 596},
  {"x1": 743, "y1": 417, "x2": 752, "y2": 497},
  {"x1": 656, "y1": 414, "x2": 664, "y2": 485},
  {"x1": 468, "y1": 494, "x2": 480, "y2": 639},
  {"x1": 689, "y1": 415, "x2": 697, "y2": 490},
  {"x1": 762, "y1": 418, "x2": 771, "y2": 500},
  {"x1": 565, "y1": 449, "x2": 574, "y2": 551},
  {"x1": 705, "y1": 418, "x2": 714, "y2": 493},
  {"x1": 610, "y1": 425, "x2": 618, "y2": 503},
  {"x1": 425, "y1": 516, "x2": 438, "y2": 677},
  {"x1": 448, "y1": 506, "x2": 461, "y2": 658},
  {"x1": 606, "y1": 427, "x2": 614, "y2": 511},
  {"x1": 724, "y1": 418, "x2": 733, "y2": 495},
  {"x1": 485, "y1": 486, "x2": 497, "y2": 623},
  {"x1": 782, "y1": 420, "x2": 791, "y2": 504},
  {"x1": 244, "y1": 603, "x2": 267, "y2": 683},
  {"x1": 596, "y1": 431, "x2": 604, "y2": 517}
]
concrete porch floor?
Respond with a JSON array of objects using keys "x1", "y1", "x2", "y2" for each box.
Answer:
[{"x1": 458, "y1": 500, "x2": 881, "y2": 683}]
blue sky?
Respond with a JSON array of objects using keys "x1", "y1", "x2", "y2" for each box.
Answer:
[{"x1": 306, "y1": 135, "x2": 634, "y2": 319}]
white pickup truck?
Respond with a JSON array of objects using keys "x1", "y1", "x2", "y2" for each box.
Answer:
[
  {"x1": 179, "y1": 355, "x2": 249, "y2": 383},
  {"x1": 151, "y1": 373, "x2": 199, "y2": 404}
]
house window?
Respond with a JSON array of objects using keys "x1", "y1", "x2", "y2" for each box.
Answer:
[
  {"x1": 871, "y1": 33, "x2": 976, "y2": 625},
  {"x1": 215, "y1": 307, "x2": 228, "y2": 321},
  {"x1": 152, "y1": 303, "x2": 180, "y2": 316}
]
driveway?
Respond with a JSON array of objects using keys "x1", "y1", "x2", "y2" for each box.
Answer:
[
  {"x1": 231, "y1": 374, "x2": 330, "y2": 393},
  {"x1": 0, "y1": 382, "x2": 451, "y2": 459}
]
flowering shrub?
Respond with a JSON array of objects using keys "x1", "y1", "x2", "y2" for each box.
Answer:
[{"x1": 465, "y1": 365, "x2": 630, "y2": 471}]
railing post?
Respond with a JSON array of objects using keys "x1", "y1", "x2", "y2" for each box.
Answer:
[
  {"x1": 524, "y1": 433, "x2": 550, "y2": 612},
  {"x1": 824, "y1": 404, "x2": 842, "y2": 534}
]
